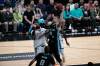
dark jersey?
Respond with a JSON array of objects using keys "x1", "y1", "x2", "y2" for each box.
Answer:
[
  {"x1": 47, "y1": 25, "x2": 62, "y2": 63},
  {"x1": 35, "y1": 53, "x2": 55, "y2": 66},
  {"x1": 48, "y1": 25, "x2": 59, "y2": 53},
  {"x1": 49, "y1": 25, "x2": 57, "y2": 42}
]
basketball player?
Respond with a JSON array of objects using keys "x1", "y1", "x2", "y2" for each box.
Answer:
[
  {"x1": 47, "y1": 3, "x2": 70, "y2": 66},
  {"x1": 33, "y1": 24, "x2": 47, "y2": 55},
  {"x1": 28, "y1": 46, "x2": 55, "y2": 66}
]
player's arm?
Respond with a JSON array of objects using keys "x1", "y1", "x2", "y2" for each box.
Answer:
[
  {"x1": 38, "y1": 29, "x2": 50, "y2": 39},
  {"x1": 50, "y1": 55, "x2": 56, "y2": 66},
  {"x1": 62, "y1": 31, "x2": 70, "y2": 47}
]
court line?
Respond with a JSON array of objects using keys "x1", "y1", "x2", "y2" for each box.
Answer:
[
  {"x1": 0, "y1": 52, "x2": 35, "y2": 61},
  {"x1": 0, "y1": 46, "x2": 32, "y2": 47},
  {"x1": 69, "y1": 47, "x2": 100, "y2": 51}
]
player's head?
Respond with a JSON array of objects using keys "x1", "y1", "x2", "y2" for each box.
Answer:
[
  {"x1": 88, "y1": 62, "x2": 93, "y2": 66},
  {"x1": 26, "y1": 4, "x2": 32, "y2": 12}
]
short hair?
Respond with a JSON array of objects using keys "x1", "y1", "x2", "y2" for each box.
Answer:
[{"x1": 88, "y1": 62, "x2": 94, "y2": 66}]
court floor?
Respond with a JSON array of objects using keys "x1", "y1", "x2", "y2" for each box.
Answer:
[{"x1": 0, "y1": 36, "x2": 100, "y2": 66}]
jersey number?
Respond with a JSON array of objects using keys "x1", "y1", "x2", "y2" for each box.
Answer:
[{"x1": 40, "y1": 60, "x2": 45, "y2": 65}]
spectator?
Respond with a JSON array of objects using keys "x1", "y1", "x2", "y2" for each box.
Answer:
[
  {"x1": 63, "y1": 4, "x2": 71, "y2": 20},
  {"x1": 88, "y1": 0, "x2": 94, "y2": 9},
  {"x1": 46, "y1": 0, "x2": 54, "y2": 15},
  {"x1": 89, "y1": 0, "x2": 100, "y2": 30},
  {"x1": 63, "y1": 4, "x2": 72, "y2": 30},
  {"x1": 24, "y1": 0, "x2": 31, "y2": 7},
  {"x1": 34, "y1": 7, "x2": 43, "y2": 21},
  {"x1": 0, "y1": 8, "x2": 4, "y2": 32},
  {"x1": 13, "y1": 7, "x2": 23, "y2": 34},
  {"x1": 17, "y1": 2, "x2": 26, "y2": 15},
  {"x1": 79, "y1": 0, "x2": 84, "y2": 8},
  {"x1": 70, "y1": 3, "x2": 83, "y2": 30},
  {"x1": 46, "y1": 0, "x2": 54, "y2": 23},
  {"x1": 93, "y1": 0, "x2": 100, "y2": 20},
  {"x1": 68, "y1": 0, "x2": 75, "y2": 11},
  {"x1": 71, "y1": 3, "x2": 83, "y2": 20},
  {"x1": 34, "y1": 7, "x2": 44, "y2": 27},
  {"x1": 30, "y1": 0, "x2": 36, "y2": 11},
  {"x1": 4, "y1": 0, "x2": 11, "y2": 8},
  {"x1": 23, "y1": 5, "x2": 35, "y2": 33},
  {"x1": 37, "y1": 0, "x2": 46, "y2": 19},
  {"x1": 81, "y1": 3, "x2": 91, "y2": 30},
  {"x1": 3, "y1": 7, "x2": 14, "y2": 32}
]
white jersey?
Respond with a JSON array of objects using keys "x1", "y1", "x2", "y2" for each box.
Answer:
[{"x1": 34, "y1": 28, "x2": 47, "y2": 48}]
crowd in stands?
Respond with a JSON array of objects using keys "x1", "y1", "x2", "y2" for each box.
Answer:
[{"x1": 0, "y1": 0, "x2": 100, "y2": 34}]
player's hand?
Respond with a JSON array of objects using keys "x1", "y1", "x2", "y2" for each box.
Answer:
[
  {"x1": 66, "y1": 42, "x2": 70, "y2": 47},
  {"x1": 64, "y1": 38, "x2": 70, "y2": 47}
]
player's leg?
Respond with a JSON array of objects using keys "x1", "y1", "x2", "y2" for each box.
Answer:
[
  {"x1": 59, "y1": 36, "x2": 65, "y2": 63},
  {"x1": 53, "y1": 50, "x2": 63, "y2": 66},
  {"x1": 60, "y1": 48, "x2": 65, "y2": 63}
]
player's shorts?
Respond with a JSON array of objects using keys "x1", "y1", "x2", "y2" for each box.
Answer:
[
  {"x1": 58, "y1": 33, "x2": 64, "y2": 55},
  {"x1": 35, "y1": 45, "x2": 45, "y2": 54},
  {"x1": 60, "y1": 48, "x2": 64, "y2": 55}
]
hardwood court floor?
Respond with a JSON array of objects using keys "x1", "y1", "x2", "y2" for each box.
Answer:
[{"x1": 0, "y1": 36, "x2": 100, "y2": 66}]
